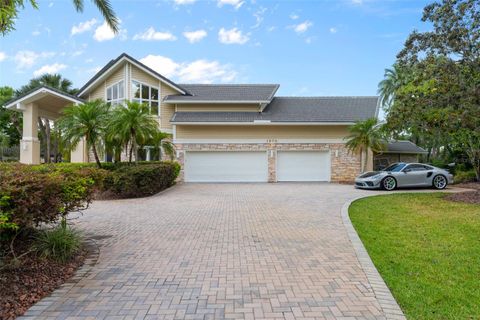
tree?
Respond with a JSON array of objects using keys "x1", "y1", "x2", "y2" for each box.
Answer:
[
  {"x1": 57, "y1": 100, "x2": 110, "y2": 168},
  {"x1": 387, "y1": 0, "x2": 480, "y2": 177},
  {"x1": 346, "y1": 118, "x2": 385, "y2": 172},
  {"x1": 377, "y1": 64, "x2": 408, "y2": 109},
  {"x1": 146, "y1": 131, "x2": 175, "y2": 161},
  {"x1": 107, "y1": 101, "x2": 159, "y2": 164},
  {"x1": 0, "y1": 0, "x2": 118, "y2": 36},
  {"x1": 0, "y1": 86, "x2": 21, "y2": 146},
  {"x1": 16, "y1": 74, "x2": 78, "y2": 163}
]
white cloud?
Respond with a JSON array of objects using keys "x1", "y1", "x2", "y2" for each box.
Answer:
[
  {"x1": 252, "y1": 7, "x2": 267, "y2": 29},
  {"x1": 218, "y1": 27, "x2": 249, "y2": 44},
  {"x1": 140, "y1": 54, "x2": 237, "y2": 84},
  {"x1": 14, "y1": 51, "x2": 55, "y2": 69},
  {"x1": 289, "y1": 13, "x2": 299, "y2": 20},
  {"x1": 32, "y1": 30, "x2": 40, "y2": 36},
  {"x1": 93, "y1": 21, "x2": 126, "y2": 41},
  {"x1": 33, "y1": 63, "x2": 67, "y2": 77},
  {"x1": 173, "y1": 0, "x2": 196, "y2": 4},
  {"x1": 87, "y1": 66, "x2": 102, "y2": 74},
  {"x1": 293, "y1": 20, "x2": 313, "y2": 34},
  {"x1": 71, "y1": 18, "x2": 97, "y2": 35},
  {"x1": 329, "y1": 27, "x2": 337, "y2": 33},
  {"x1": 217, "y1": 0, "x2": 243, "y2": 10},
  {"x1": 0, "y1": 52, "x2": 6, "y2": 62},
  {"x1": 352, "y1": 0, "x2": 363, "y2": 4},
  {"x1": 140, "y1": 55, "x2": 179, "y2": 77},
  {"x1": 133, "y1": 27, "x2": 176, "y2": 41},
  {"x1": 85, "y1": 58, "x2": 94, "y2": 63},
  {"x1": 48, "y1": 2, "x2": 54, "y2": 7},
  {"x1": 183, "y1": 29, "x2": 207, "y2": 43}
]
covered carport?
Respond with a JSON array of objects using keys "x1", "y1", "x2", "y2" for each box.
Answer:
[{"x1": 3, "y1": 86, "x2": 87, "y2": 164}]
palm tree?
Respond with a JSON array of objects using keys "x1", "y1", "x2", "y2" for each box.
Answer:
[
  {"x1": 148, "y1": 131, "x2": 175, "y2": 161},
  {"x1": 107, "y1": 101, "x2": 159, "y2": 164},
  {"x1": 1, "y1": 0, "x2": 118, "y2": 35},
  {"x1": 377, "y1": 64, "x2": 404, "y2": 108},
  {"x1": 345, "y1": 118, "x2": 385, "y2": 172},
  {"x1": 57, "y1": 100, "x2": 110, "y2": 168}
]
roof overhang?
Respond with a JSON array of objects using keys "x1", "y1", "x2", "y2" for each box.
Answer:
[
  {"x1": 78, "y1": 54, "x2": 186, "y2": 97},
  {"x1": 171, "y1": 121, "x2": 356, "y2": 125},
  {"x1": 164, "y1": 100, "x2": 271, "y2": 104},
  {"x1": 4, "y1": 86, "x2": 83, "y2": 111}
]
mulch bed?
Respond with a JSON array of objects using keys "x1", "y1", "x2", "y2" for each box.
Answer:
[
  {"x1": 445, "y1": 182, "x2": 480, "y2": 204},
  {"x1": 0, "y1": 239, "x2": 87, "y2": 320}
]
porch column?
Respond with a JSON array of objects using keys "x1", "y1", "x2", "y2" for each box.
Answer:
[
  {"x1": 71, "y1": 137, "x2": 89, "y2": 163},
  {"x1": 19, "y1": 103, "x2": 41, "y2": 164}
]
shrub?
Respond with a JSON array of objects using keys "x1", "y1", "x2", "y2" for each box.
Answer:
[
  {"x1": 454, "y1": 170, "x2": 477, "y2": 184},
  {"x1": 104, "y1": 162, "x2": 179, "y2": 198},
  {"x1": 34, "y1": 219, "x2": 81, "y2": 263},
  {"x1": 0, "y1": 164, "x2": 96, "y2": 231}
]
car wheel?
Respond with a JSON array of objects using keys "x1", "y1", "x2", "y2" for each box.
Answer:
[
  {"x1": 382, "y1": 176, "x2": 397, "y2": 191},
  {"x1": 433, "y1": 175, "x2": 447, "y2": 190}
]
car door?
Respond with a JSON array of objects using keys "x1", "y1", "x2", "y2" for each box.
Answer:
[{"x1": 400, "y1": 164, "x2": 430, "y2": 187}]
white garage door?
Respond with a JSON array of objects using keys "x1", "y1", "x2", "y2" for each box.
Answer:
[
  {"x1": 185, "y1": 151, "x2": 268, "y2": 182},
  {"x1": 277, "y1": 151, "x2": 330, "y2": 181}
]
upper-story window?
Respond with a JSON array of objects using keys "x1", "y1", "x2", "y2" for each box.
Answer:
[
  {"x1": 106, "y1": 80, "x2": 125, "y2": 106},
  {"x1": 132, "y1": 80, "x2": 159, "y2": 116}
]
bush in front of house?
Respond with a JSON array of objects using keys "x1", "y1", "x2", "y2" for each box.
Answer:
[
  {"x1": 103, "y1": 162, "x2": 180, "y2": 198},
  {"x1": 0, "y1": 164, "x2": 96, "y2": 234},
  {"x1": 454, "y1": 169, "x2": 477, "y2": 184}
]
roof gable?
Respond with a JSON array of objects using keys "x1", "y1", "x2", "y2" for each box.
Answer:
[{"x1": 78, "y1": 53, "x2": 187, "y2": 97}]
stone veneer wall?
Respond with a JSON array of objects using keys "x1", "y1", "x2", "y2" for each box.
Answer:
[{"x1": 174, "y1": 143, "x2": 361, "y2": 183}]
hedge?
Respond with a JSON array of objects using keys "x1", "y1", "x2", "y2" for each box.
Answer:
[
  {"x1": 0, "y1": 161, "x2": 180, "y2": 235},
  {"x1": 0, "y1": 164, "x2": 97, "y2": 235},
  {"x1": 103, "y1": 162, "x2": 180, "y2": 198}
]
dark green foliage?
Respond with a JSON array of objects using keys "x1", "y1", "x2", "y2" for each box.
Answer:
[
  {"x1": 0, "y1": 164, "x2": 96, "y2": 232},
  {"x1": 454, "y1": 170, "x2": 477, "y2": 184},
  {"x1": 34, "y1": 219, "x2": 81, "y2": 263},
  {"x1": 104, "y1": 162, "x2": 179, "y2": 198}
]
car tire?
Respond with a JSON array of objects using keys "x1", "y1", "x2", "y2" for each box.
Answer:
[
  {"x1": 381, "y1": 176, "x2": 397, "y2": 191},
  {"x1": 432, "y1": 174, "x2": 448, "y2": 190}
]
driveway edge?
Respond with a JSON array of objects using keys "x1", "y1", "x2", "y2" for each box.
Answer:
[
  {"x1": 341, "y1": 196, "x2": 406, "y2": 320},
  {"x1": 19, "y1": 237, "x2": 100, "y2": 318}
]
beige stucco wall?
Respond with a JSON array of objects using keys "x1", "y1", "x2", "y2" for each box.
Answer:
[
  {"x1": 175, "y1": 125, "x2": 350, "y2": 140},
  {"x1": 176, "y1": 104, "x2": 259, "y2": 112}
]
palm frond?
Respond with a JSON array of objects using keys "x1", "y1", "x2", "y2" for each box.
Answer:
[{"x1": 92, "y1": 0, "x2": 119, "y2": 33}]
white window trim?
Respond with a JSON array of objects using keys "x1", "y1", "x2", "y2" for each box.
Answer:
[
  {"x1": 131, "y1": 78, "x2": 160, "y2": 116},
  {"x1": 105, "y1": 79, "x2": 126, "y2": 105}
]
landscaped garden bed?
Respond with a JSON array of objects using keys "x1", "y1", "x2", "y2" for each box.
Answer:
[
  {"x1": 349, "y1": 193, "x2": 480, "y2": 319},
  {"x1": 0, "y1": 161, "x2": 180, "y2": 318}
]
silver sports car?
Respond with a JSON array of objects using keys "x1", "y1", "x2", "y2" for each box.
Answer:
[{"x1": 355, "y1": 162, "x2": 454, "y2": 191}]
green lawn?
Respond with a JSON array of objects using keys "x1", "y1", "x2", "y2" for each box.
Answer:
[{"x1": 349, "y1": 193, "x2": 480, "y2": 320}]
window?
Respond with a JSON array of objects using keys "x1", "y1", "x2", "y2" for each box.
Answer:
[
  {"x1": 132, "y1": 80, "x2": 159, "y2": 116},
  {"x1": 106, "y1": 80, "x2": 125, "y2": 106},
  {"x1": 383, "y1": 163, "x2": 406, "y2": 172},
  {"x1": 405, "y1": 164, "x2": 429, "y2": 172}
]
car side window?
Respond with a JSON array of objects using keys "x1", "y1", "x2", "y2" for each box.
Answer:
[{"x1": 405, "y1": 164, "x2": 427, "y2": 172}]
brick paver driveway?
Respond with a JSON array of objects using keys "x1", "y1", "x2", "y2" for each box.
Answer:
[{"x1": 24, "y1": 183, "x2": 394, "y2": 320}]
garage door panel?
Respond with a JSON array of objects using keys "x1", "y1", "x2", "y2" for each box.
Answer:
[
  {"x1": 185, "y1": 151, "x2": 268, "y2": 182},
  {"x1": 277, "y1": 151, "x2": 330, "y2": 181}
]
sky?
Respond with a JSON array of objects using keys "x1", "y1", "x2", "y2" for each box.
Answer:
[{"x1": 0, "y1": 0, "x2": 432, "y2": 96}]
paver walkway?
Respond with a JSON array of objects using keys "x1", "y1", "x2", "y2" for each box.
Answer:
[{"x1": 22, "y1": 183, "x2": 399, "y2": 320}]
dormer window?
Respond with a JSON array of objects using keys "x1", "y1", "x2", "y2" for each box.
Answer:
[
  {"x1": 132, "y1": 80, "x2": 159, "y2": 116},
  {"x1": 106, "y1": 80, "x2": 125, "y2": 106}
]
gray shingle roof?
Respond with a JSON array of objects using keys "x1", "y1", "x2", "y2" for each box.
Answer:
[
  {"x1": 164, "y1": 84, "x2": 279, "y2": 103},
  {"x1": 171, "y1": 96, "x2": 379, "y2": 123},
  {"x1": 384, "y1": 141, "x2": 428, "y2": 154}
]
